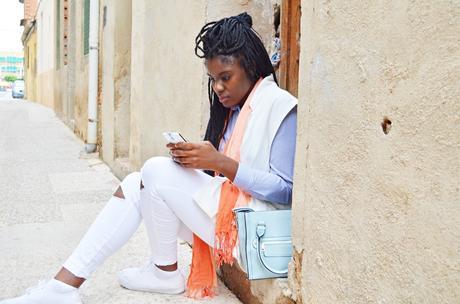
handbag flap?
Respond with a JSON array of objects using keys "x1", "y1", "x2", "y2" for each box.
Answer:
[{"x1": 261, "y1": 238, "x2": 292, "y2": 257}]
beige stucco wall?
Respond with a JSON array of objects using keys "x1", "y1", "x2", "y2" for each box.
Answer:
[
  {"x1": 128, "y1": 0, "x2": 281, "y2": 171},
  {"x1": 206, "y1": 0, "x2": 280, "y2": 56},
  {"x1": 112, "y1": 1, "x2": 132, "y2": 161},
  {"x1": 61, "y1": 1, "x2": 77, "y2": 131},
  {"x1": 73, "y1": 64, "x2": 89, "y2": 140},
  {"x1": 291, "y1": 1, "x2": 460, "y2": 303},
  {"x1": 34, "y1": 0, "x2": 87, "y2": 137},
  {"x1": 101, "y1": 0, "x2": 132, "y2": 174},
  {"x1": 36, "y1": 0, "x2": 55, "y2": 109},
  {"x1": 24, "y1": 29, "x2": 37, "y2": 102},
  {"x1": 53, "y1": 0, "x2": 64, "y2": 121},
  {"x1": 101, "y1": 0, "x2": 116, "y2": 166},
  {"x1": 37, "y1": 70, "x2": 54, "y2": 109},
  {"x1": 129, "y1": 0, "x2": 207, "y2": 169},
  {"x1": 72, "y1": 1, "x2": 89, "y2": 141}
]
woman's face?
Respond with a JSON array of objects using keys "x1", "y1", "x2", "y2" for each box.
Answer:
[{"x1": 206, "y1": 55, "x2": 253, "y2": 108}]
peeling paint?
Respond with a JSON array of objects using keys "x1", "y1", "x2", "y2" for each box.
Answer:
[{"x1": 287, "y1": 247, "x2": 304, "y2": 304}]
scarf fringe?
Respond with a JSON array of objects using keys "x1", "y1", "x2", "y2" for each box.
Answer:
[
  {"x1": 186, "y1": 286, "x2": 218, "y2": 299},
  {"x1": 214, "y1": 229, "x2": 237, "y2": 266}
]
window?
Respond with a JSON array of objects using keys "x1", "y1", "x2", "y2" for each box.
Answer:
[{"x1": 83, "y1": 0, "x2": 90, "y2": 55}]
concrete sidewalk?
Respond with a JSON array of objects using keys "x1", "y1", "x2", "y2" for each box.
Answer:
[{"x1": 0, "y1": 99, "x2": 241, "y2": 303}]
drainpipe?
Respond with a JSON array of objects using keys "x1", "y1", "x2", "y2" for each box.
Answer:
[{"x1": 85, "y1": 0, "x2": 99, "y2": 153}]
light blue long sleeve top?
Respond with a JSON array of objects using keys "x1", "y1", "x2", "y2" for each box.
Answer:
[{"x1": 218, "y1": 106, "x2": 297, "y2": 205}]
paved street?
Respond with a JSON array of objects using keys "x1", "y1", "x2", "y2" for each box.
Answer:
[{"x1": 0, "y1": 96, "x2": 241, "y2": 303}]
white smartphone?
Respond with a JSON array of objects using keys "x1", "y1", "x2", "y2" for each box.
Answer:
[{"x1": 162, "y1": 132, "x2": 187, "y2": 144}]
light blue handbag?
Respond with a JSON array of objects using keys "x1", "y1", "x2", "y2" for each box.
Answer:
[{"x1": 234, "y1": 207, "x2": 292, "y2": 280}]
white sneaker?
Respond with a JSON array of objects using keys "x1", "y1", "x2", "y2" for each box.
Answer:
[
  {"x1": 0, "y1": 279, "x2": 82, "y2": 304},
  {"x1": 118, "y1": 261, "x2": 185, "y2": 294}
]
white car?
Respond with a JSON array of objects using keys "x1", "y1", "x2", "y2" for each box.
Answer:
[{"x1": 12, "y1": 80, "x2": 25, "y2": 99}]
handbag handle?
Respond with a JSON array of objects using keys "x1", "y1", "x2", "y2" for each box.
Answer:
[{"x1": 256, "y1": 223, "x2": 289, "y2": 275}]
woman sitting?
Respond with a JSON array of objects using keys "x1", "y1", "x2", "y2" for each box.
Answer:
[{"x1": 0, "y1": 12, "x2": 297, "y2": 304}]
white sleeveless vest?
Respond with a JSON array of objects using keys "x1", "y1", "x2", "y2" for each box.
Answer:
[{"x1": 194, "y1": 75, "x2": 297, "y2": 218}]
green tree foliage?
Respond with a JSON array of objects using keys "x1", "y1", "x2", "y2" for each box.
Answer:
[{"x1": 4, "y1": 75, "x2": 18, "y2": 82}]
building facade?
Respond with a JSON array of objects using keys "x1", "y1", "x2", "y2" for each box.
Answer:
[
  {"x1": 0, "y1": 52, "x2": 24, "y2": 79},
  {"x1": 23, "y1": 26, "x2": 37, "y2": 101},
  {"x1": 36, "y1": 0, "x2": 58, "y2": 109},
  {"x1": 20, "y1": 0, "x2": 38, "y2": 99}
]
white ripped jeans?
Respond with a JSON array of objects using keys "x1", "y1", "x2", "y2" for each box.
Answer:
[{"x1": 63, "y1": 157, "x2": 215, "y2": 279}]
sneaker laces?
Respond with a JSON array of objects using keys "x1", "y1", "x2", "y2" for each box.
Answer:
[{"x1": 25, "y1": 280, "x2": 48, "y2": 295}]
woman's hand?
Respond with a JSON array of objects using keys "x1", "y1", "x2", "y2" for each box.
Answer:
[
  {"x1": 167, "y1": 141, "x2": 239, "y2": 181},
  {"x1": 167, "y1": 141, "x2": 219, "y2": 170}
]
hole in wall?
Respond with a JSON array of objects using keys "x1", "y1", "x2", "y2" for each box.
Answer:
[{"x1": 381, "y1": 117, "x2": 392, "y2": 135}]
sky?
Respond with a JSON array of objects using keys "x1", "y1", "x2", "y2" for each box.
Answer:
[{"x1": 0, "y1": 0, "x2": 24, "y2": 52}]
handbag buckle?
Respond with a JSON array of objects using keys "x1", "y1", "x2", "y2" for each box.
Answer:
[{"x1": 256, "y1": 223, "x2": 266, "y2": 238}]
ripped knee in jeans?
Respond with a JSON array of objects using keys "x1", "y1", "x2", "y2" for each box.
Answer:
[{"x1": 113, "y1": 186, "x2": 125, "y2": 199}]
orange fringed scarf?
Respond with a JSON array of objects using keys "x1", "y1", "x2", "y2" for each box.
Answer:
[{"x1": 186, "y1": 80, "x2": 262, "y2": 299}]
